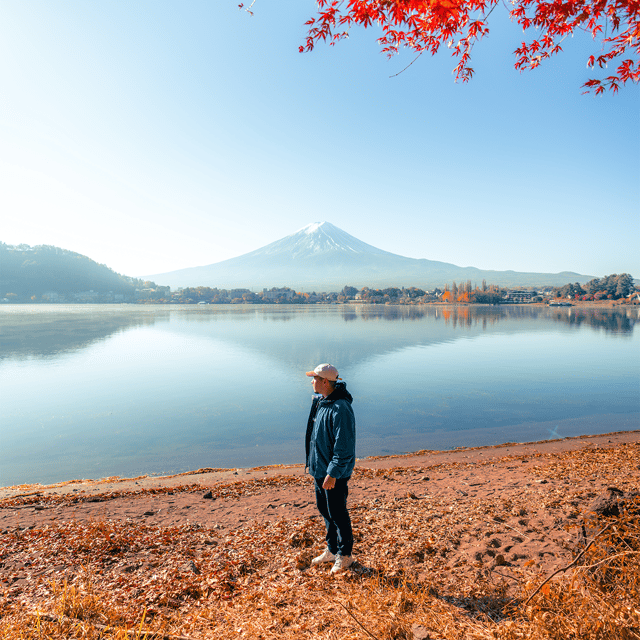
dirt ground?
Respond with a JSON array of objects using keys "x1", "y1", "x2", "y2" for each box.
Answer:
[{"x1": 2, "y1": 430, "x2": 638, "y2": 588}]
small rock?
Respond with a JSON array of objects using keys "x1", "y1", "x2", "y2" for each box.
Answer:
[
  {"x1": 143, "y1": 511, "x2": 155, "y2": 516},
  {"x1": 587, "y1": 487, "x2": 627, "y2": 517},
  {"x1": 203, "y1": 491, "x2": 213, "y2": 499},
  {"x1": 187, "y1": 560, "x2": 200, "y2": 575},
  {"x1": 494, "y1": 554, "x2": 507, "y2": 566}
]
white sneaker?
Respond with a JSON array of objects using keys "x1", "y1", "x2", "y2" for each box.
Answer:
[
  {"x1": 330, "y1": 555, "x2": 354, "y2": 574},
  {"x1": 311, "y1": 549, "x2": 336, "y2": 565}
]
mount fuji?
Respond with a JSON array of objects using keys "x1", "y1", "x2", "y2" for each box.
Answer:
[{"x1": 144, "y1": 222, "x2": 591, "y2": 291}]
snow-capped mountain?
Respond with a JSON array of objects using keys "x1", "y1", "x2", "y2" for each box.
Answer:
[
  {"x1": 144, "y1": 222, "x2": 591, "y2": 291},
  {"x1": 252, "y1": 222, "x2": 393, "y2": 259}
]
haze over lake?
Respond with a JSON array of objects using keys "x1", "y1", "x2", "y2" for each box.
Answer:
[{"x1": 1, "y1": 304, "x2": 638, "y2": 487}]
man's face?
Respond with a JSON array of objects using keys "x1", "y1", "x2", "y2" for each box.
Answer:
[{"x1": 312, "y1": 375, "x2": 333, "y2": 397}]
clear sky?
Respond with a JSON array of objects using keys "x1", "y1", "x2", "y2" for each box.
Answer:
[{"x1": 1, "y1": 1, "x2": 638, "y2": 280}]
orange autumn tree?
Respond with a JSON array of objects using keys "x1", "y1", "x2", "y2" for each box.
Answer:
[{"x1": 241, "y1": 0, "x2": 639, "y2": 93}]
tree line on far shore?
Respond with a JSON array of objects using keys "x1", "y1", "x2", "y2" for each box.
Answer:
[
  {"x1": 1, "y1": 241, "x2": 635, "y2": 305},
  {"x1": 136, "y1": 273, "x2": 637, "y2": 305},
  {"x1": 553, "y1": 273, "x2": 635, "y2": 301},
  {"x1": 138, "y1": 284, "x2": 503, "y2": 305}
]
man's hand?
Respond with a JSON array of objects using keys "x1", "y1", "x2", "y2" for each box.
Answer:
[{"x1": 322, "y1": 475, "x2": 336, "y2": 490}]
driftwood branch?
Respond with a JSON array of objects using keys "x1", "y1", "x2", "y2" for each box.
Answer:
[
  {"x1": 337, "y1": 601, "x2": 381, "y2": 640},
  {"x1": 576, "y1": 550, "x2": 640, "y2": 572},
  {"x1": 523, "y1": 522, "x2": 612, "y2": 606}
]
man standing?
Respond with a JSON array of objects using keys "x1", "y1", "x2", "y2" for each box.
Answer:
[{"x1": 305, "y1": 363, "x2": 356, "y2": 574}]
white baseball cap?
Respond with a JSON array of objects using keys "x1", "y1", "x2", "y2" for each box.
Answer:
[{"x1": 305, "y1": 363, "x2": 341, "y2": 381}]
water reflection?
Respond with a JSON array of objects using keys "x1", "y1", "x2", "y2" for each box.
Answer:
[
  {"x1": 0, "y1": 306, "x2": 166, "y2": 360},
  {"x1": 1, "y1": 304, "x2": 638, "y2": 486},
  {"x1": 549, "y1": 307, "x2": 638, "y2": 333},
  {"x1": 0, "y1": 305, "x2": 636, "y2": 363}
]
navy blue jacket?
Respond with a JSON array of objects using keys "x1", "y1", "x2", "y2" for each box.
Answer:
[{"x1": 305, "y1": 382, "x2": 356, "y2": 480}]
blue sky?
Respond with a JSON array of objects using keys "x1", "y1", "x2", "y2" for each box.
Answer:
[{"x1": 1, "y1": 0, "x2": 638, "y2": 280}]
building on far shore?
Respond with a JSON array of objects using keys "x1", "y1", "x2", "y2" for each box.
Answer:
[
  {"x1": 262, "y1": 287, "x2": 295, "y2": 301},
  {"x1": 502, "y1": 290, "x2": 534, "y2": 303}
]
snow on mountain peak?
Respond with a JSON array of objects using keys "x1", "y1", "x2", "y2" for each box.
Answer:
[
  {"x1": 299, "y1": 222, "x2": 326, "y2": 235},
  {"x1": 252, "y1": 222, "x2": 392, "y2": 260}
]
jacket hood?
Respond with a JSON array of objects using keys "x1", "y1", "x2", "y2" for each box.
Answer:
[{"x1": 321, "y1": 381, "x2": 353, "y2": 405}]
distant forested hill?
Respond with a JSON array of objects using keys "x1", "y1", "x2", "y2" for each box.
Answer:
[{"x1": 0, "y1": 243, "x2": 138, "y2": 301}]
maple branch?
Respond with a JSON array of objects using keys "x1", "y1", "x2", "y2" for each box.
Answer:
[
  {"x1": 523, "y1": 522, "x2": 612, "y2": 606},
  {"x1": 238, "y1": 0, "x2": 257, "y2": 16},
  {"x1": 389, "y1": 51, "x2": 425, "y2": 77},
  {"x1": 483, "y1": 2, "x2": 500, "y2": 22}
]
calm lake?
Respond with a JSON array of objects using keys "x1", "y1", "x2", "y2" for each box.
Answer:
[{"x1": 1, "y1": 304, "x2": 639, "y2": 487}]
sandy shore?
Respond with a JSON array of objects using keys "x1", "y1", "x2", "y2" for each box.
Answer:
[
  {"x1": 2, "y1": 429, "x2": 639, "y2": 639},
  {"x1": 2, "y1": 430, "x2": 638, "y2": 543}
]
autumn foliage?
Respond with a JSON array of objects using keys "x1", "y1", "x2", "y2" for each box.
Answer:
[
  {"x1": 242, "y1": 0, "x2": 639, "y2": 93},
  {"x1": 2, "y1": 442, "x2": 640, "y2": 639}
]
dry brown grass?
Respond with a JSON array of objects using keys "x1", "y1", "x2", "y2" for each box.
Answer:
[{"x1": 1, "y1": 443, "x2": 639, "y2": 640}]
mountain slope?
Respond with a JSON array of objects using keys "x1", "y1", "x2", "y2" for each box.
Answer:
[
  {"x1": 144, "y1": 222, "x2": 592, "y2": 290},
  {"x1": 0, "y1": 243, "x2": 136, "y2": 300}
]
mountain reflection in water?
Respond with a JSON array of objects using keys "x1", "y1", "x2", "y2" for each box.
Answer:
[
  {"x1": 1, "y1": 304, "x2": 638, "y2": 486},
  {"x1": 1, "y1": 304, "x2": 635, "y2": 362}
]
